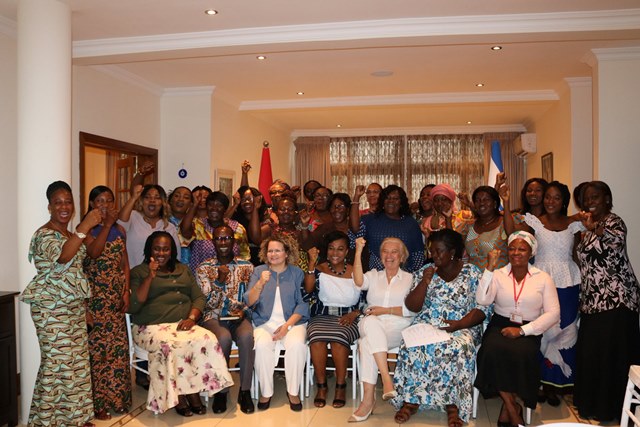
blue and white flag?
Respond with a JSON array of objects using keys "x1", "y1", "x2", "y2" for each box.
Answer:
[{"x1": 487, "y1": 141, "x2": 503, "y2": 188}]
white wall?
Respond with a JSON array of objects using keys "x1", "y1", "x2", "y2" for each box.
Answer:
[
  {"x1": 212, "y1": 97, "x2": 290, "y2": 189},
  {"x1": 160, "y1": 89, "x2": 213, "y2": 191},
  {"x1": 592, "y1": 49, "x2": 640, "y2": 267},
  {"x1": 0, "y1": 33, "x2": 18, "y2": 293},
  {"x1": 72, "y1": 65, "x2": 161, "y2": 208}
]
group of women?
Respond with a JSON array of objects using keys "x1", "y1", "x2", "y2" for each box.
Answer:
[{"x1": 21, "y1": 164, "x2": 639, "y2": 427}]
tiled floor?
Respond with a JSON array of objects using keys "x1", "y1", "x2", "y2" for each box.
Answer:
[{"x1": 88, "y1": 373, "x2": 600, "y2": 427}]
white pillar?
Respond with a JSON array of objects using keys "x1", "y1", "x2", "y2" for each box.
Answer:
[
  {"x1": 564, "y1": 77, "x2": 593, "y2": 194},
  {"x1": 17, "y1": 0, "x2": 72, "y2": 423},
  {"x1": 589, "y1": 47, "x2": 640, "y2": 270}
]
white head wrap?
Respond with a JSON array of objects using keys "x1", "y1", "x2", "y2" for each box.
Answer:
[{"x1": 507, "y1": 230, "x2": 538, "y2": 256}]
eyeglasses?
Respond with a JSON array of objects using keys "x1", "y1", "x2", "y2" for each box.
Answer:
[
  {"x1": 213, "y1": 236, "x2": 233, "y2": 242},
  {"x1": 267, "y1": 249, "x2": 285, "y2": 254},
  {"x1": 314, "y1": 193, "x2": 330, "y2": 199}
]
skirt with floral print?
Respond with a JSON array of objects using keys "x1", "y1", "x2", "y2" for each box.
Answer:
[{"x1": 133, "y1": 323, "x2": 234, "y2": 413}]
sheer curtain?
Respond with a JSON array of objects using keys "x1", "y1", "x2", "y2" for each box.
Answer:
[
  {"x1": 483, "y1": 132, "x2": 525, "y2": 211},
  {"x1": 407, "y1": 134, "x2": 484, "y2": 202},
  {"x1": 293, "y1": 136, "x2": 332, "y2": 188},
  {"x1": 329, "y1": 135, "x2": 404, "y2": 197}
]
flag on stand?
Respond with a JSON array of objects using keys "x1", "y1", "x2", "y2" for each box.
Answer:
[
  {"x1": 487, "y1": 140, "x2": 504, "y2": 188},
  {"x1": 258, "y1": 141, "x2": 274, "y2": 205}
]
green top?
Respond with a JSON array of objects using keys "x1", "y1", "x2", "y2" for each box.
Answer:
[{"x1": 129, "y1": 262, "x2": 205, "y2": 325}]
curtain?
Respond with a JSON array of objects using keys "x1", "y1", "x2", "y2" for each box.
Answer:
[
  {"x1": 407, "y1": 134, "x2": 484, "y2": 202},
  {"x1": 329, "y1": 135, "x2": 404, "y2": 197},
  {"x1": 294, "y1": 136, "x2": 331, "y2": 189},
  {"x1": 483, "y1": 132, "x2": 525, "y2": 211}
]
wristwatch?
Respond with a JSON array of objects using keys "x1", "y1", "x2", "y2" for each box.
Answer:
[
  {"x1": 518, "y1": 327, "x2": 525, "y2": 336},
  {"x1": 287, "y1": 325, "x2": 293, "y2": 331},
  {"x1": 188, "y1": 314, "x2": 197, "y2": 322},
  {"x1": 75, "y1": 230, "x2": 87, "y2": 239}
]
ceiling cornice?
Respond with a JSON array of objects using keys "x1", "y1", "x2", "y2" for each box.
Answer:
[
  {"x1": 291, "y1": 124, "x2": 527, "y2": 139},
  {"x1": 0, "y1": 15, "x2": 16, "y2": 38},
  {"x1": 163, "y1": 86, "x2": 215, "y2": 97},
  {"x1": 591, "y1": 46, "x2": 640, "y2": 61},
  {"x1": 90, "y1": 65, "x2": 164, "y2": 96},
  {"x1": 240, "y1": 90, "x2": 559, "y2": 111},
  {"x1": 73, "y1": 8, "x2": 640, "y2": 58}
]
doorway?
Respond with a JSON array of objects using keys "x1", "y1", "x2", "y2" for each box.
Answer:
[{"x1": 79, "y1": 132, "x2": 158, "y2": 211}]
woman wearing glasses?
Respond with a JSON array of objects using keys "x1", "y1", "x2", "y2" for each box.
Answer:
[{"x1": 244, "y1": 234, "x2": 309, "y2": 411}]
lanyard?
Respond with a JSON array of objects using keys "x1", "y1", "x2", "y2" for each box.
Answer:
[{"x1": 510, "y1": 271, "x2": 529, "y2": 308}]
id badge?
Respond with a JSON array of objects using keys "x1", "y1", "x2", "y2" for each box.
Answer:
[{"x1": 510, "y1": 312, "x2": 523, "y2": 325}]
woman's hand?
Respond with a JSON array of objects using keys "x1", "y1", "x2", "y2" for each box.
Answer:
[
  {"x1": 581, "y1": 211, "x2": 597, "y2": 231},
  {"x1": 272, "y1": 324, "x2": 289, "y2": 341},
  {"x1": 353, "y1": 185, "x2": 366, "y2": 202},
  {"x1": 419, "y1": 266, "x2": 435, "y2": 287},
  {"x1": 78, "y1": 208, "x2": 103, "y2": 233},
  {"x1": 498, "y1": 182, "x2": 510, "y2": 204},
  {"x1": 440, "y1": 318, "x2": 463, "y2": 333},
  {"x1": 307, "y1": 247, "x2": 319, "y2": 267},
  {"x1": 177, "y1": 317, "x2": 196, "y2": 331},
  {"x1": 103, "y1": 206, "x2": 119, "y2": 228},
  {"x1": 232, "y1": 191, "x2": 241, "y2": 207},
  {"x1": 298, "y1": 208, "x2": 310, "y2": 227},
  {"x1": 486, "y1": 249, "x2": 500, "y2": 272},
  {"x1": 355, "y1": 237, "x2": 367, "y2": 253},
  {"x1": 339, "y1": 311, "x2": 360, "y2": 326},
  {"x1": 494, "y1": 172, "x2": 507, "y2": 191},
  {"x1": 364, "y1": 305, "x2": 392, "y2": 316},
  {"x1": 148, "y1": 257, "x2": 159, "y2": 279},
  {"x1": 137, "y1": 161, "x2": 155, "y2": 176},
  {"x1": 253, "y1": 194, "x2": 263, "y2": 210},
  {"x1": 501, "y1": 326, "x2": 523, "y2": 339},
  {"x1": 241, "y1": 160, "x2": 251, "y2": 174},
  {"x1": 457, "y1": 192, "x2": 473, "y2": 210},
  {"x1": 420, "y1": 218, "x2": 431, "y2": 238}
]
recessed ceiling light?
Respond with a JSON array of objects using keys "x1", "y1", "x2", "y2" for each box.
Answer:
[
  {"x1": 256, "y1": 55, "x2": 266, "y2": 60},
  {"x1": 204, "y1": 9, "x2": 218, "y2": 15},
  {"x1": 491, "y1": 45, "x2": 502, "y2": 51},
  {"x1": 476, "y1": 83, "x2": 485, "y2": 87},
  {"x1": 371, "y1": 70, "x2": 393, "y2": 77},
  {"x1": 297, "y1": 91, "x2": 304, "y2": 96},
  {"x1": 467, "y1": 121, "x2": 472, "y2": 125},
  {"x1": 336, "y1": 124, "x2": 342, "y2": 128}
]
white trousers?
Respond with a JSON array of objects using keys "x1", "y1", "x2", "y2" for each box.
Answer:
[
  {"x1": 254, "y1": 323, "x2": 307, "y2": 397},
  {"x1": 357, "y1": 315, "x2": 412, "y2": 385}
]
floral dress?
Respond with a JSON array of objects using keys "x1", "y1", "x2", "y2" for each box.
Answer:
[
  {"x1": 21, "y1": 228, "x2": 94, "y2": 427},
  {"x1": 392, "y1": 263, "x2": 489, "y2": 422},
  {"x1": 84, "y1": 225, "x2": 132, "y2": 413}
]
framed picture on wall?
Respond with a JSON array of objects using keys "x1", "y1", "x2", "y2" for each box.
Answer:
[
  {"x1": 542, "y1": 152, "x2": 553, "y2": 182},
  {"x1": 215, "y1": 169, "x2": 235, "y2": 200}
]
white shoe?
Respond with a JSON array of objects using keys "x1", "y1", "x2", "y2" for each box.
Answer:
[
  {"x1": 382, "y1": 390, "x2": 397, "y2": 401},
  {"x1": 348, "y1": 401, "x2": 375, "y2": 423}
]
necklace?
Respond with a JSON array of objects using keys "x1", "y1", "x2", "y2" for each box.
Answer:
[
  {"x1": 327, "y1": 260, "x2": 347, "y2": 276},
  {"x1": 478, "y1": 215, "x2": 498, "y2": 227},
  {"x1": 47, "y1": 221, "x2": 71, "y2": 238}
]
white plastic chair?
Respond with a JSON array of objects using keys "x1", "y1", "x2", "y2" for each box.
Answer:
[
  {"x1": 255, "y1": 341, "x2": 306, "y2": 401},
  {"x1": 358, "y1": 345, "x2": 399, "y2": 400},
  {"x1": 621, "y1": 365, "x2": 640, "y2": 427},
  {"x1": 305, "y1": 342, "x2": 358, "y2": 400}
]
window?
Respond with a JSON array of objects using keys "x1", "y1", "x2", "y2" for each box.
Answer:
[{"x1": 329, "y1": 134, "x2": 484, "y2": 205}]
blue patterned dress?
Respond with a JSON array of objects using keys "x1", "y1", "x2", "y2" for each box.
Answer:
[{"x1": 392, "y1": 263, "x2": 489, "y2": 422}]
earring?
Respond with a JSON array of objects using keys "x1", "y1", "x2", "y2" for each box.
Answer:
[{"x1": 450, "y1": 255, "x2": 455, "y2": 261}]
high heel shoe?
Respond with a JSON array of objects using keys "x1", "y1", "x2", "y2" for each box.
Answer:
[
  {"x1": 287, "y1": 393, "x2": 303, "y2": 412},
  {"x1": 382, "y1": 390, "x2": 397, "y2": 401},
  {"x1": 348, "y1": 400, "x2": 375, "y2": 423}
]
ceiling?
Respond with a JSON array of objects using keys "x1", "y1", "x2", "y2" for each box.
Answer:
[{"x1": 3, "y1": 0, "x2": 640, "y2": 134}]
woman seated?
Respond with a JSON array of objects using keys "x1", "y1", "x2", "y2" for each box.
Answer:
[
  {"x1": 350, "y1": 237, "x2": 416, "y2": 422},
  {"x1": 304, "y1": 231, "x2": 362, "y2": 409},
  {"x1": 244, "y1": 235, "x2": 310, "y2": 412},
  {"x1": 392, "y1": 229, "x2": 488, "y2": 426},
  {"x1": 129, "y1": 231, "x2": 233, "y2": 416},
  {"x1": 474, "y1": 231, "x2": 560, "y2": 427}
]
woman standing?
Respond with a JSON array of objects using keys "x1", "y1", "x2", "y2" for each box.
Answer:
[
  {"x1": 574, "y1": 181, "x2": 640, "y2": 421},
  {"x1": 519, "y1": 178, "x2": 548, "y2": 217},
  {"x1": 475, "y1": 231, "x2": 560, "y2": 427},
  {"x1": 244, "y1": 235, "x2": 309, "y2": 411},
  {"x1": 22, "y1": 181, "x2": 103, "y2": 427},
  {"x1": 129, "y1": 231, "x2": 233, "y2": 416},
  {"x1": 308, "y1": 186, "x2": 334, "y2": 232},
  {"x1": 391, "y1": 230, "x2": 486, "y2": 426},
  {"x1": 350, "y1": 237, "x2": 415, "y2": 422},
  {"x1": 83, "y1": 186, "x2": 132, "y2": 420},
  {"x1": 305, "y1": 231, "x2": 362, "y2": 409}
]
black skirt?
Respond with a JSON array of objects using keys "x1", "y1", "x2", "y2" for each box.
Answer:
[
  {"x1": 573, "y1": 306, "x2": 640, "y2": 421},
  {"x1": 474, "y1": 314, "x2": 542, "y2": 409},
  {"x1": 307, "y1": 314, "x2": 359, "y2": 348}
]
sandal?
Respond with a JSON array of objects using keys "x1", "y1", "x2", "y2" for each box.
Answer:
[
  {"x1": 446, "y1": 405, "x2": 463, "y2": 427},
  {"x1": 333, "y1": 383, "x2": 347, "y2": 408},
  {"x1": 394, "y1": 402, "x2": 419, "y2": 424},
  {"x1": 175, "y1": 395, "x2": 193, "y2": 417},
  {"x1": 314, "y1": 382, "x2": 328, "y2": 408},
  {"x1": 187, "y1": 392, "x2": 207, "y2": 415},
  {"x1": 497, "y1": 404, "x2": 510, "y2": 427}
]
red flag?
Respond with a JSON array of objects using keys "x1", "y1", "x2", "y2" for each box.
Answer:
[{"x1": 258, "y1": 142, "x2": 273, "y2": 205}]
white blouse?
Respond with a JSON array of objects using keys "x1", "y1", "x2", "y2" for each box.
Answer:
[
  {"x1": 476, "y1": 264, "x2": 560, "y2": 336},
  {"x1": 361, "y1": 269, "x2": 416, "y2": 317},
  {"x1": 318, "y1": 273, "x2": 361, "y2": 307}
]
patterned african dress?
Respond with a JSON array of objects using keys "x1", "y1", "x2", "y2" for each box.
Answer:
[
  {"x1": 83, "y1": 225, "x2": 132, "y2": 413},
  {"x1": 21, "y1": 228, "x2": 94, "y2": 427},
  {"x1": 391, "y1": 263, "x2": 489, "y2": 422},
  {"x1": 457, "y1": 218, "x2": 513, "y2": 270},
  {"x1": 187, "y1": 217, "x2": 250, "y2": 273}
]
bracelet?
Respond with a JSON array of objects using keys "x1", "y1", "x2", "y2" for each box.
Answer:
[
  {"x1": 351, "y1": 202, "x2": 360, "y2": 205},
  {"x1": 188, "y1": 314, "x2": 197, "y2": 322}
]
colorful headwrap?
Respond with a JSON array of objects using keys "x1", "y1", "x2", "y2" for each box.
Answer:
[
  {"x1": 430, "y1": 183, "x2": 456, "y2": 202},
  {"x1": 507, "y1": 230, "x2": 538, "y2": 256}
]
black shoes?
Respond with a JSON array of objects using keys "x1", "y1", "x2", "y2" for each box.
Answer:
[
  {"x1": 287, "y1": 393, "x2": 303, "y2": 412},
  {"x1": 257, "y1": 397, "x2": 271, "y2": 410},
  {"x1": 175, "y1": 395, "x2": 193, "y2": 417},
  {"x1": 212, "y1": 392, "x2": 227, "y2": 414},
  {"x1": 239, "y1": 389, "x2": 255, "y2": 414}
]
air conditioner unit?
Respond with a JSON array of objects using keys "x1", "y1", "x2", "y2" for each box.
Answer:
[{"x1": 514, "y1": 133, "x2": 537, "y2": 158}]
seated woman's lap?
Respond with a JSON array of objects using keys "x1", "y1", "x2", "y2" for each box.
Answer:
[
  {"x1": 358, "y1": 315, "x2": 407, "y2": 353},
  {"x1": 307, "y1": 315, "x2": 359, "y2": 348},
  {"x1": 202, "y1": 318, "x2": 254, "y2": 357}
]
